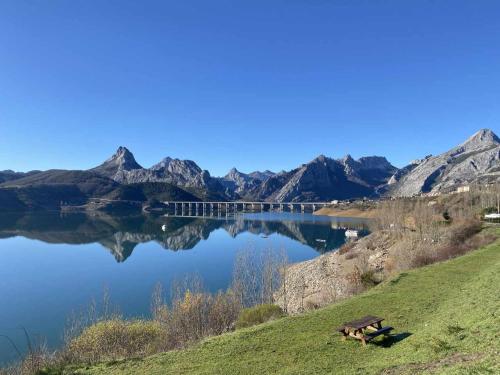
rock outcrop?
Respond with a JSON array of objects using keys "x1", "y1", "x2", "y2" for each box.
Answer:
[
  {"x1": 91, "y1": 146, "x2": 143, "y2": 180},
  {"x1": 274, "y1": 231, "x2": 395, "y2": 314},
  {"x1": 388, "y1": 129, "x2": 500, "y2": 196},
  {"x1": 92, "y1": 147, "x2": 229, "y2": 199},
  {"x1": 219, "y1": 168, "x2": 267, "y2": 197},
  {"x1": 248, "y1": 155, "x2": 397, "y2": 202}
]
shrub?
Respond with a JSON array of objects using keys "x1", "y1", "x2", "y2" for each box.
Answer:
[
  {"x1": 448, "y1": 219, "x2": 482, "y2": 246},
  {"x1": 411, "y1": 252, "x2": 437, "y2": 268},
  {"x1": 235, "y1": 304, "x2": 284, "y2": 329},
  {"x1": 67, "y1": 319, "x2": 167, "y2": 363},
  {"x1": 360, "y1": 270, "x2": 382, "y2": 287}
]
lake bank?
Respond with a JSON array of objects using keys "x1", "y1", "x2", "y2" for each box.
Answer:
[
  {"x1": 70, "y1": 228, "x2": 500, "y2": 374},
  {"x1": 313, "y1": 206, "x2": 379, "y2": 218}
]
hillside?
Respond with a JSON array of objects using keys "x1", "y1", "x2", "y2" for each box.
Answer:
[
  {"x1": 104, "y1": 182, "x2": 200, "y2": 203},
  {"x1": 0, "y1": 170, "x2": 119, "y2": 210},
  {"x1": 388, "y1": 129, "x2": 500, "y2": 196},
  {"x1": 70, "y1": 229, "x2": 500, "y2": 375},
  {"x1": 248, "y1": 155, "x2": 396, "y2": 202},
  {"x1": 0, "y1": 171, "x2": 203, "y2": 211},
  {"x1": 0, "y1": 170, "x2": 40, "y2": 184}
]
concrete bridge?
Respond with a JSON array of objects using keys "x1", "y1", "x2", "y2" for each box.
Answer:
[{"x1": 162, "y1": 201, "x2": 329, "y2": 216}]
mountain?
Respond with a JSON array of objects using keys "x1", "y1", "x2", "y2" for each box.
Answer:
[
  {"x1": 104, "y1": 182, "x2": 200, "y2": 203},
  {"x1": 0, "y1": 170, "x2": 41, "y2": 184},
  {"x1": 0, "y1": 170, "x2": 120, "y2": 210},
  {"x1": 92, "y1": 148, "x2": 229, "y2": 200},
  {"x1": 219, "y1": 168, "x2": 268, "y2": 197},
  {"x1": 0, "y1": 129, "x2": 497, "y2": 211},
  {"x1": 387, "y1": 129, "x2": 500, "y2": 196},
  {"x1": 248, "y1": 170, "x2": 275, "y2": 181},
  {"x1": 0, "y1": 170, "x2": 200, "y2": 211},
  {"x1": 91, "y1": 146, "x2": 143, "y2": 180},
  {"x1": 247, "y1": 154, "x2": 397, "y2": 202}
]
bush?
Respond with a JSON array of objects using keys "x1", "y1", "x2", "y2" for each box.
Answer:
[
  {"x1": 448, "y1": 219, "x2": 482, "y2": 246},
  {"x1": 235, "y1": 304, "x2": 284, "y2": 329},
  {"x1": 67, "y1": 319, "x2": 167, "y2": 363},
  {"x1": 360, "y1": 270, "x2": 382, "y2": 287}
]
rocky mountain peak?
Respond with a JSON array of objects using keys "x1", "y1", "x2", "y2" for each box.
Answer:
[
  {"x1": 151, "y1": 157, "x2": 173, "y2": 170},
  {"x1": 448, "y1": 129, "x2": 500, "y2": 157},
  {"x1": 317, "y1": 154, "x2": 327, "y2": 160},
  {"x1": 461, "y1": 128, "x2": 499, "y2": 148},
  {"x1": 388, "y1": 129, "x2": 500, "y2": 197},
  {"x1": 341, "y1": 154, "x2": 355, "y2": 163},
  {"x1": 358, "y1": 156, "x2": 396, "y2": 171},
  {"x1": 93, "y1": 147, "x2": 142, "y2": 177},
  {"x1": 110, "y1": 147, "x2": 141, "y2": 168},
  {"x1": 227, "y1": 167, "x2": 240, "y2": 176},
  {"x1": 247, "y1": 170, "x2": 275, "y2": 182}
]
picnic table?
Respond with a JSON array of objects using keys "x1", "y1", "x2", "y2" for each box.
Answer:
[{"x1": 336, "y1": 315, "x2": 393, "y2": 345}]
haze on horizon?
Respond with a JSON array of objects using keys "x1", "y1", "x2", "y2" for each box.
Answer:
[{"x1": 0, "y1": 0, "x2": 499, "y2": 176}]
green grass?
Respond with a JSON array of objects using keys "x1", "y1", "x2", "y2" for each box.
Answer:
[{"x1": 67, "y1": 230, "x2": 500, "y2": 375}]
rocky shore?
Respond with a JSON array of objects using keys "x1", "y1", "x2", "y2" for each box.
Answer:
[{"x1": 274, "y1": 231, "x2": 395, "y2": 314}]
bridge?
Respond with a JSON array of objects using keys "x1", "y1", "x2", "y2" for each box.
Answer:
[{"x1": 162, "y1": 201, "x2": 330, "y2": 216}]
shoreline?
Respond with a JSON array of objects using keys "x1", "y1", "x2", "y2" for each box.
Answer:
[{"x1": 313, "y1": 206, "x2": 378, "y2": 219}]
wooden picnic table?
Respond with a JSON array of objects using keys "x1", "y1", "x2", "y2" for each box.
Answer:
[{"x1": 336, "y1": 315, "x2": 393, "y2": 345}]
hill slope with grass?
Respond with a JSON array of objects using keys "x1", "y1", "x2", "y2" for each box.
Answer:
[{"x1": 67, "y1": 229, "x2": 500, "y2": 375}]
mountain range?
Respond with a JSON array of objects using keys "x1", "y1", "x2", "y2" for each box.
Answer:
[{"x1": 0, "y1": 129, "x2": 498, "y2": 211}]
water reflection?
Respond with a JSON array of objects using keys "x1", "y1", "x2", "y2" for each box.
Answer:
[
  {"x1": 0, "y1": 211, "x2": 370, "y2": 365},
  {"x1": 0, "y1": 212, "x2": 369, "y2": 262}
]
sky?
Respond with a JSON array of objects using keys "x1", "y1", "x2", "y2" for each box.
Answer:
[{"x1": 0, "y1": 0, "x2": 499, "y2": 176}]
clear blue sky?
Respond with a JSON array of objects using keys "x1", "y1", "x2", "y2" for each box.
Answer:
[{"x1": 0, "y1": 0, "x2": 499, "y2": 176}]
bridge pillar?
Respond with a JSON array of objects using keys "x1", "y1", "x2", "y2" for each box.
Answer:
[{"x1": 261, "y1": 203, "x2": 264, "y2": 212}]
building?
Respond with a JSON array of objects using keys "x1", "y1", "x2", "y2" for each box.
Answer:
[{"x1": 456, "y1": 185, "x2": 470, "y2": 193}]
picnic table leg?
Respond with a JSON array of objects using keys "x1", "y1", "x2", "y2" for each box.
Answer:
[
  {"x1": 341, "y1": 330, "x2": 347, "y2": 341},
  {"x1": 358, "y1": 330, "x2": 367, "y2": 346}
]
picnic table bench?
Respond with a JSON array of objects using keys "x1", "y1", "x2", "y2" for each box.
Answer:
[{"x1": 336, "y1": 315, "x2": 393, "y2": 345}]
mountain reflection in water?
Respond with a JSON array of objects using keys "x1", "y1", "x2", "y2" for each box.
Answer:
[
  {"x1": 0, "y1": 211, "x2": 371, "y2": 365},
  {"x1": 0, "y1": 211, "x2": 369, "y2": 262}
]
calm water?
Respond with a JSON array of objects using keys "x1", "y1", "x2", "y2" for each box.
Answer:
[{"x1": 0, "y1": 211, "x2": 368, "y2": 364}]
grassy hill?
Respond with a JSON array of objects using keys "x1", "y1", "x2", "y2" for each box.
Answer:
[{"x1": 67, "y1": 228, "x2": 500, "y2": 375}]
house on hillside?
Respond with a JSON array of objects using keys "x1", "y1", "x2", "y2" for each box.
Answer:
[{"x1": 456, "y1": 185, "x2": 471, "y2": 193}]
